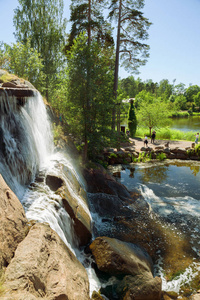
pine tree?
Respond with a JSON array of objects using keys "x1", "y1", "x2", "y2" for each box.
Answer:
[{"x1": 109, "y1": 0, "x2": 151, "y2": 130}]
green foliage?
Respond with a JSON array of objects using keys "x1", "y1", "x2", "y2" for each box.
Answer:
[
  {"x1": 66, "y1": 0, "x2": 113, "y2": 50},
  {"x1": 156, "y1": 152, "x2": 166, "y2": 161},
  {"x1": 128, "y1": 100, "x2": 137, "y2": 137},
  {"x1": 13, "y1": 0, "x2": 67, "y2": 99},
  {"x1": 157, "y1": 79, "x2": 173, "y2": 100},
  {"x1": 109, "y1": 0, "x2": 151, "y2": 73},
  {"x1": 5, "y1": 40, "x2": 45, "y2": 91},
  {"x1": 133, "y1": 152, "x2": 151, "y2": 163},
  {"x1": 135, "y1": 127, "x2": 195, "y2": 142},
  {"x1": 0, "y1": 42, "x2": 10, "y2": 69},
  {"x1": 137, "y1": 99, "x2": 170, "y2": 136},
  {"x1": 135, "y1": 90, "x2": 154, "y2": 108},
  {"x1": 169, "y1": 111, "x2": 190, "y2": 118},
  {"x1": 52, "y1": 33, "x2": 115, "y2": 160},
  {"x1": 195, "y1": 144, "x2": 200, "y2": 156},
  {"x1": 185, "y1": 85, "x2": 200, "y2": 103},
  {"x1": 108, "y1": 152, "x2": 117, "y2": 159},
  {"x1": 52, "y1": 123, "x2": 64, "y2": 146}
]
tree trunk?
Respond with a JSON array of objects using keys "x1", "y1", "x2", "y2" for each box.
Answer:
[{"x1": 112, "y1": 0, "x2": 122, "y2": 131}]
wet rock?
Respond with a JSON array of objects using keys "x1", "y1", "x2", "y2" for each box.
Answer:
[
  {"x1": 176, "y1": 152, "x2": 188, "y2": 159},
  {"x1": 90, "y1": 237, "x2": 161, "y2": 300},
  {"x1": 89, "y1": 236, "x2": 154, "y2": 276},
  {"x1": 83, "y1": 168, "x2": 131, "y2": 199},
  {"x1": 45, "y1": 174, "x2": 64, "y2": 191},
  {"x1": 0, "y1": 174, "x2": 28, "y2": 269},
  {"x1": 116, "y1": 273, "x2": 162, "y2": 300},
  {"x1": 4, "y1": 223, "x2": 90, "y2": 300},
  {"x1": 58, "y1": 166, "x2": 92, "y2": 246}
]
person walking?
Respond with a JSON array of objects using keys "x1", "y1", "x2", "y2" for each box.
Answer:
[{"x1": 195, "y1": 133, "x2": 199, "y2": 144}]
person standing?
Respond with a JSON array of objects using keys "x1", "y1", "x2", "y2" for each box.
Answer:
[
  {"x1": 195, "y1": 133, "x2": 199, "y2": 144},
  {"x1": 144, "y1": 135, "x2": 148, "y2": 147},
  {"x1": 151, "y1": 130, "x2": 156, "y2": 144}
]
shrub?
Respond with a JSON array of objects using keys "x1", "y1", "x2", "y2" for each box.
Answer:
[{"x1": 156, "y1": 152, "x2": 166, "y2": 161}]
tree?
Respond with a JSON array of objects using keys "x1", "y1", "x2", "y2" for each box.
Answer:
[
  {"x1": 185, "y1": 85, "x2": 200, "y2": 103},
  {"x1": 5, "y1": 40, "x2": 45, "y2": 91},
  {"x1": 13, "y1": 0, "x2": 67, "y2": 100},
  {"x1": 157, "y1": 79, "x2": 173, "y2": 100},
  {"x1": 128, "y1": 99, "x2": 137, "y2": 137},
  {"x1": 52, "y1": 33, "x2": 114, "y2": 161},
  {"x1": 0, "y1": 42, "x2": 10, "y2": 70},
  {"x1": 137, "y1": 100, "x2": 170, "y2": 136},
  {"x1": 66, "y1": 0, "x2": 114, "y2": 49},
  {"x1": 194, "y1": 92, "x2": 200, "y2": 108},
  {"x1": 134, "y1": 90, "x2": 154, "y2": 108},
  {"x1": 109, "y1": 0, "x2": 151, "y2": 129},
  {"x1": 120, "y1": 76, "x2": 138, "y2": 98}
]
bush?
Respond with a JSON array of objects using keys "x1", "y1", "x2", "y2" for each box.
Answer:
[{"x1": 156, "y1": 152, "x2": 166, "y2": 161}]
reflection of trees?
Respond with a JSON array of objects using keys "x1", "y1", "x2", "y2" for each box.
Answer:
[
  {"x1": 128, "y1": 167, "x2": 135, "y2": 178},
  {"x1": 170, "y1": 161, "x2": 200, "y2": 177},
  {"x1": 138, "y1": 166, "x2": 169, "y2": 184},
  {"x1": 113, "y1": 172, "x2": 121, "y2": 178},
  {"x1": 190, "y1": 165, "x2": 200, "y2": 176}
]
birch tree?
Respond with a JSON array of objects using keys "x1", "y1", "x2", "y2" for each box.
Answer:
[{"x1": 14, "y1": 0, "x2": 67, "y2": 100}]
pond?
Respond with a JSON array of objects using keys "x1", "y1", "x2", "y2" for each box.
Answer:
[
  {"x1": 108, "y1": 160, "x2": 200, "y2": 294},
  {"x1": 122, "y1": 115, "x2": 200, "y2": 132},
  {"x1": 170, "y1": 115, "x2": 200, "y2": 132}
]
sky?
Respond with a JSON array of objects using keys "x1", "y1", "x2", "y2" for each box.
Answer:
[{"x1": 0, "y1": 0, "x2": 200, "y2": 88}]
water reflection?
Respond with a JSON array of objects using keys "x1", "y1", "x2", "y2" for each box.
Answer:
[
  {"x1": 170, "y1": 161, "x2": 200, "y2": 176},
  {"x1": 136, "y1": 165, "x2": 169, "y2": 184}
]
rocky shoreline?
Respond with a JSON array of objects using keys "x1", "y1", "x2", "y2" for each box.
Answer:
[{"x1": 102, "y1": 138, "x2": 199, "y2": 165}]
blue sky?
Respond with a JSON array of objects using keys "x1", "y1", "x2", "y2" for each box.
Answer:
[{"x1": 0, "y1": 0, "x2": 200, "y2": 88}]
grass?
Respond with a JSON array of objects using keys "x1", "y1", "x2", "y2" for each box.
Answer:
[{"x1": 135, "y1": 127, "x2": 195, "y2": 142}]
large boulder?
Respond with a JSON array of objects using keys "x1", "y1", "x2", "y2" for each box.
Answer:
[
  {"x1": 89, "y1": 237, "x2": 161, "y2": 300},
  {"x1": 83, "y1": 167, "x2": 131, "y2": 200},
  {"x1": 116, "y1": 273, "x2": 162, "y2": 300},
  {"x1": 0, "y1": 174, "x2": 28, "y2": 269},
  {"x1": 89, "y1": 236, "x2": 153, "y2": 276},
  {"x1": 3, "y1": 223, "x2": 90, "y2": 300}
]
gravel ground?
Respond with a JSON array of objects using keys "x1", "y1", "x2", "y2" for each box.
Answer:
[{"x1": 129, "y1": 137, "x2": 194, "y2": 152}]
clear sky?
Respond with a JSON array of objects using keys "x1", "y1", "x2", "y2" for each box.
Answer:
[{"x1": 0, "y1": 0, "x2": 200, "y2": 88}]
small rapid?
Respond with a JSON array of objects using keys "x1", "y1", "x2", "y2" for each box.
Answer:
[{"x1": 109, "y1": 162, "x2": 200, "y2": 295}]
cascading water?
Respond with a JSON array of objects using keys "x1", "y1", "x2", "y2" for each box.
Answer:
[
  {"x1": 0, "y1": 90, "x2": 53, "y2": 199},
  {"x1": 0, "y1": 89, "x2": 100, "y2": 296}
]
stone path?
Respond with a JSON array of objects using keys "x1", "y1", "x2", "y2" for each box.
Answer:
[{"x1": 129, "y1": 137, "x2": 194, "y2": 152}]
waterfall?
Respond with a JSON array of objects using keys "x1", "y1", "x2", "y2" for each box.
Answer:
[
  {"x1": 0, "y1": 89, "x2": 100, "y2": 296},
  {"x1": 0, "y1": 90, "x2": 53, "y2": 199}
]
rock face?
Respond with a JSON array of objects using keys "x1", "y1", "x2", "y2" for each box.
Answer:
[
  {"x1": 0, "y1": 174, "x2": 28, "y2": 268},
  {"x1": 56, "y1": 165, "x2": 92, "y2": 247},
  {"x1": 90, "y1": 237, "x2": 161, "y2": 300},
  {"x1": 4, "y1": 223, "x2": 90, "y2": 300}
]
